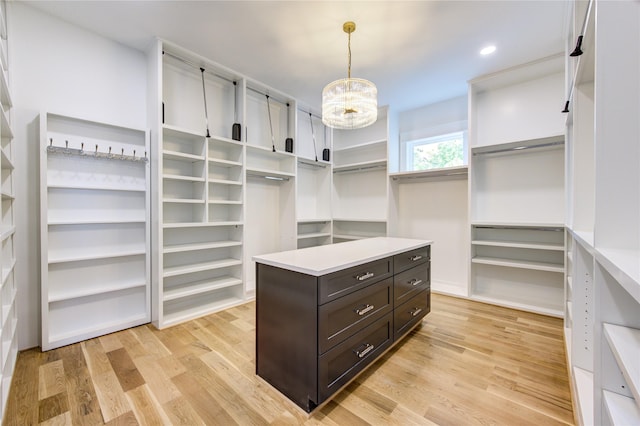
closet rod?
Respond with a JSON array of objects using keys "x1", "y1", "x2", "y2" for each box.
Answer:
[
  {"x1": 246, "y1": 86, "x2": 289, "y2": 107},
  {"x1": 298, "y1": 158, "x2": 328, "y2": 169},
  {"x1": 163, "y1": 50, "x2": 236, "y2": 85},
  {"x1": 472, "y1": 140, "x2": 563, "y2": 156},
  {"x1": 473, "y1": 225, "x2": 564, "y2": 232}
]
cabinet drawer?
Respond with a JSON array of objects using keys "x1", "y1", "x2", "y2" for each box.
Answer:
[
  {"x1": 318, "y1": 278, "x2": 392, "y2": 354},
  {"x1": 393, "y1": 288, "x2": 430, "y2": 340},
  {"x1": 318, "y1": 257, "x2": 392, "y2": 304},
  {"x1": 318, "y1": 313, "x2": 393, "y2": 403},
  {"x1": 394, "y1": 262, "x2": 430, "y2": 304},
  {"x1": 393, "y1": 245, "x2": 430, "y2": 274}
]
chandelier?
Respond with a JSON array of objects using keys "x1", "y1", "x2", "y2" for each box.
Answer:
[{"x1": 322, "y1": 21, "x2": 378, "y2": 130}]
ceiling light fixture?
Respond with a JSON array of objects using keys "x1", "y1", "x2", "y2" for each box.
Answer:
[
  {"x1": 322, "y1": 21, "x2": 377, "y2": 130},
  {"x1": 480, "y1": 45, "x2": 496, "y2": 55}
]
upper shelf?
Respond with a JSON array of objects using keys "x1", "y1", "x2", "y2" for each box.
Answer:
[{"x1": 471, "y1": 135, "x2": 564, "y2": 157}]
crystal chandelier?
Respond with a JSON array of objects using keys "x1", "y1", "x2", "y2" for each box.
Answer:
[{"x1": 322, "y1": 21, "x2": 377, "y2": 130}]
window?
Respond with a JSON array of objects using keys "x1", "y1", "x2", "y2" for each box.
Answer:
[{"x1": 405, "y1": 131, "x2": 467, "y2": 171}]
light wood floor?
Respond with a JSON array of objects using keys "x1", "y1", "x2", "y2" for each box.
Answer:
[{"x1": 4, "y1": 294, "x2": 574, "y2": 425}]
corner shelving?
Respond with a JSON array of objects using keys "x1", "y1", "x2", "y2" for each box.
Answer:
[{"x1": 39, "y1": 112, "x2": 150, "y2": 351}]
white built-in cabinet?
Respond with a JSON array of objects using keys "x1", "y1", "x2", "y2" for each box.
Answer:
[
  {"x1": 243, "y1": 81, "x2": 296, "y2": 293},
  {"x1": 0, "y1": 0, "x2": 15, "y2": 417},
  {"x1": 148, "y1": 40, "x2": 247, "y2": 328},
  {"x1": 467, "y1": 55, "x2": 566, "y2": 316},
  {"x1": 332, "y1": 107, "x2": 388, "y2": 242},
  {"x1": 39, "y1": 112, "x2": 150, "y2": 350},
  {"x1": 563, "y1": 1, "x2": 640, "y2": 425}
]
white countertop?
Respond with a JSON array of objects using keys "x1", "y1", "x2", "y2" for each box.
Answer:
[{"x1": 252, "y1": 237, "x2": 433, "y2": 276}]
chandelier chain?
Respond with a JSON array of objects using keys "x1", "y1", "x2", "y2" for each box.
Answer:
[{"x1": 347, "y1": 31, "x2": 351, "y2": 79}]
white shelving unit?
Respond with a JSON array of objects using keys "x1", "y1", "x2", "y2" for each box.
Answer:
[
  {"x1": 39, "y1": 112, "x2": 150, "y2": 351},
  {"x1": 0, "y1": 0, "x2": 15, "y2": 416},
  {"x1": 295, "y1": 109, "x2": 332, "y2": 249},
  {"x1": 563, "y1": 1, "x2": 640, "y2": 425},
  {"x1": 332, "y1": 107, "x2": 388, "y2": 242},
  {"x1": 149, "y1": 40, "x2": 246, "y2": 329},
  {"x1": 244, "y1": 81, "x2": 296, "y2": 294},
  {"x1": 468, "y1": 55, "x2": 566, "y2": 317}
]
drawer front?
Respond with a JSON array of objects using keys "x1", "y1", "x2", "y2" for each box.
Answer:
[
  {"x1": 393, "y1": 288, "x2": 430, "y2": 340},
  {"x1": 318, "y1": 278, "x2": 393, "y2": 354},
  {"x1": 393, "y1": 245, "x2": 430, "y2": 274},
  {"x1": 319, "y1": 257, "x2": 392, "y2": 305},
  {"x1": 318, "y1": 313, "x2": 393, "y2": 403},
  {"x1": 394, "y1": 262, "x2": 430, "y2": 304}
]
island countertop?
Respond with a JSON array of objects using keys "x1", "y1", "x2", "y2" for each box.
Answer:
[{"x1": 252, "y1": 236, "x2": 433, "y2": 276}]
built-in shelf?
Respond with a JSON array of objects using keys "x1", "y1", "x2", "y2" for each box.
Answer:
[
  {"x1": 48, "y1": 249, "x2": 146, "y2": 265},
  {"x1": 246, "y1": 167, "x2": 294, "y2": 180},
  {"x1": 603, "y1": 323, "x2": 640, "y2": 403},
  {"x1": 163, "y1": 240, "x2": 242, "y2": 254},
  {"x1": 596, "y1": 248, "x2": 640, "y2": 304},
  {"x1": 47, "y1": 183, "x2": 146, "y2": 193},
  {"x1": 603, "y1": 390, "x2": 640, "y2": 426},
  {"x1": 163, "y1": 150, "x2": 205, "y2": 162},
  {"x1": 163, "y1": 221, "x2": 243, "y2": 229},
  {"x1": 333, "y1": 139, "x2": 386, "y2": 153},
  {"x1": 297, "y1": 232, "x2": 331, "y2": 240},
  {"x1": 163, "y1": 174, "x2": 206, "y2": 183},
  {"x1": 163, "y1": 276, "x2": 242, "y2": 301},
  {"x1": 163, "y1": 258, "x2": 242, "y2": 278},
  {"x1": 471, "y1": 240, "x2": 564, "y2": 251},
  {"x1": 471, "y1": 256, "x2": 564, "y2": 273},
  {"x1": 48, "y1": 280, "x2": 147, "y2": 303}
]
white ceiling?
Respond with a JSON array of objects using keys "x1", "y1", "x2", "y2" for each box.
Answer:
[{"x1": 23, "y1": 0, "x2": 569, "y2": 113}]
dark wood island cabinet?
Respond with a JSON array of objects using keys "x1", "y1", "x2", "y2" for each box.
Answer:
[{"x1": 254, "y1": 237, "x2": 432, "y2": 413}]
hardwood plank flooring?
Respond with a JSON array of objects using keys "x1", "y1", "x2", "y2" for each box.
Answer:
[{"x1": 3, "y1": 294, "x2": 574, "y2": 425}]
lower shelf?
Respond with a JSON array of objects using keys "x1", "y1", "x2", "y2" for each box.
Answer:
[
  {"x1": 163, "y1": 276, "x2": 242, "y2": 301},
  {"x1": 471, "y1": 262, "x2": 564, "y2": 316},
  {"x1": 44, "y1": 286, "x2": 149, "y2": 351},
  {"x1": 603, "y1": 390, "x2": 640, "y2": 425},
  {"x1": 161, "y1": 286, "x2": 246, "y2": 328}
]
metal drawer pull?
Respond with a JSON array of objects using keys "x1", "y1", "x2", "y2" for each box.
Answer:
[
  {"x1": 411, "y1": 308, "x2": 423, "y2": 317},
  {"x1": 356, "y1": 272, "x2": 374, "y2": 281},
  {"x1": 354, "y1": 304, "x2": 374, "y2": 316},
  {"x1": 409, "y1": 255, "x2": 423, "y2": 261},
  {"x1": 409, "y1": 279, "x2": 423, "y2": 286},
  {"x1": 355, "y1": 343, "x2": 374, "y2": 358}
]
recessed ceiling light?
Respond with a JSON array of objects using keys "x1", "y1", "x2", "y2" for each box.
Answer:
[{"x1": 480, "y1": 45, "x2": 496, "y2": 55}]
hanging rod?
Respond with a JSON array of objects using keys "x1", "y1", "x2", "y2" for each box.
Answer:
[
  {"x1": 163, "y1": 50, "x2": 236, "y2": 85},
  {"x1": 333, "y1": 163, "x2": 387, "y2": 174},
  {"x1": 472, "y1": 140, "x2": 563, "y2": 156},
  {"x1": 47, "y1": 139, "x2": 148, "y2": 163},
  {"x1": 298, "y1": 158, "x2": 329, "y2": 168},
  {"x1": 473, "y1": 224, "x2": 564, "y2": 231},
  {"x1": 246, "y1": 86, "x2": 289, "y2": 107}
]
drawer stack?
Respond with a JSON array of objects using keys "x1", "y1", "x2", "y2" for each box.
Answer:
[{"x1": 256, "y1": 243, "x2": 431, "y2": 413}]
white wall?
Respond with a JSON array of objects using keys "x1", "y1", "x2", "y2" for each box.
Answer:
[{"x1": 11, "y1": 3, "x2": 147, "y2": 349}]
